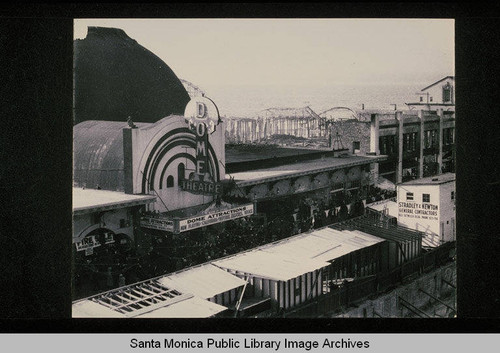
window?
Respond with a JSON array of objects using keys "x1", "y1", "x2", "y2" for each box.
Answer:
[
  {"x1": 451, "y1": 191, "x2": 455, "y2": 200},
  {"x1": 166, "y1": 175, "x2": 174, "y2": 188},
  {"x1": 425, "y1": 130, "x2": 438, "y2": 149},
  {"x1": 379, "y1": 135, "x2": 396, "y2": 155},
  {"x1": 443, "y1": 128, "x2": 455, "y2": 145},
  {"x1": 353, "y1": 141, "x2": 360, "y2": 153},
  {"x1": 403, "y1": 132, "x2": 418, "y2": 152},
  {"x1": 423, "y1": 193, "x2": 430, "y2": 203},
  {"x1": 406, "y1": 192, "x2": 414, "y2": 201},
  {"x1": 420, "y1": 96, "x2": 423, "y2": 102},
  {"x1": 177, "y1": 163, "x2": 185, "y2": 186},
  {"x1": 429, "y1": 96, "x2": 433, "y2": 102},
  {"x1": 443, "y1": 83, "x2": 452, "y2": 103}
]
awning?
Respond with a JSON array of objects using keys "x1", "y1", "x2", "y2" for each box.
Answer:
[
  {"x1": 135, "y1": 296, "x2": 227, "y2": 318},
  {"x1": 73, "y1": 187, "x2": 156, "y2": 215},
  {"x1": 213, "y1": 227, "x2": 384, "y2": 282},
  {"x1": 214, "y1": 251, "x2": 331, "y2": 282},
  {"x1": 157, "y1": 264, "x2": 247, "y2": 299},
  {"x1": 72, "y1": 300, "x2": 127, "y2": 318}
]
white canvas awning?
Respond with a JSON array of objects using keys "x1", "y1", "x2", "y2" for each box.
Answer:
[
  {"x1": 72, "y1": 300, "x2": 127, "y2": 318},
  {"x1": 135, "y1": 296, "x2": 227, "y2": 318},
  {"x1": 213, "y1": 227, "x2": 384, "y2": 281},
  {"x1": 157, "y1": 264, "x2": 247, "y2": 299},
  {"x1": 214, "y1": 251, "x2": 330, "y2": 282}
]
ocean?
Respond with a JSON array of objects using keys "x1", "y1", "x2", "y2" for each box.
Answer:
[{"x1": 203, "y1": 83, "x2": 425, "y2": 118}]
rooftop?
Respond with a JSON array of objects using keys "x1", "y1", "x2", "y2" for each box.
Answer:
[
  {"x1": 228, "y1": 154, "x2": 385, "y2": 186},
  {"x1": 213, "y1": 226, "x2": 384, "y2": 282},
  {"x1": 225, "y1": 145, "x2": 330, "y2": 164},
  {"x1": 157, "y1": 263, "x2": 247, "y2": 300},
  {"x1": 72, "y1": 278, "x2": 227, "y2": 318},
  {"x1": 367, "y1": 200, "x2": 399, "y2": 219},
  {"x1": 421, "y1": 76, "x2": 454, "y2": 92},
  {"x1": 73, "y1": 187, "x2": 156, "y2": 215},
  {"x1": 399, "y1": 173, "x2": 455, "y2": 186}
]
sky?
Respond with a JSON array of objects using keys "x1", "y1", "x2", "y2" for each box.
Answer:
[{"x1": 74, "y1": 18, "x2": 454, "y2": 89}]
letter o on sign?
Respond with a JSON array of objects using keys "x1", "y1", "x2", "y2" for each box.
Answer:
[{"x1": 196, "y1": 122, "x2": 206, "y2": 137}]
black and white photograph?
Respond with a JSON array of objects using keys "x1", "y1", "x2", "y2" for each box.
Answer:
[{"x1": 70, "y1": 18, "x2": 458, "y2": 319}]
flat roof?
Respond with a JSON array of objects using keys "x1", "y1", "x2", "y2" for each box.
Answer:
[
  {"x1": 72, "y1": 277, "x2": 227, "y2": 318},
  {"x1": 330, "y1": 216, "x2": 422, "y2": 243},
  {"x1": 72, "y1": 300, "x2": 127, "y2": 318},
  {"x1": 72, "y1": 296, "x2": 226, "y2": 318},
  {"x1": 367, "y1": 200, "x2": 399, "y2": 218},
  {"x1": 157, "y1": 264, "x2": 247, "y2": 299},
  {"x1": 73, "y1": 187, "x2": 156, "y2": 215},
  {"x1": 214, "y1": 252, "x2": 331, "y2": 282},
  {"x1": 225, "y1": 145, "x2": 330, "y2": 164},
  {"x1": 213, "y1": 227, "x2": 384, "y2": 282},
  {"x1": 228, "y1": 155, "x2": 385, "y2": 186},
  {"x1": 399, "y1": 173, "x2": 455, "y2": 186},
  {"x1": 134, "y1": 296, "x2": 227, "y2": 318}
]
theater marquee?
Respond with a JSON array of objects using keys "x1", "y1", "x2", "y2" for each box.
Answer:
[
  {"x1": 178, "y1": 204, "x2": 255, "y2": 233},
  {"x1": 140, "y1": 204, "x2": 255, "y2": 234}
]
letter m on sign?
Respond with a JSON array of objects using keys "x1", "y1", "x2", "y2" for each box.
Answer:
[
  {"x1": 195, "y1": 124, "x2": 209, "y2": 176},
  {"x1": 196, "y1": 139, "x2": 206, "y2": 157}
]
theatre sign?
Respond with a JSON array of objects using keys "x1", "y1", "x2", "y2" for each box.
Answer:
[
  {"x1": 181, "y1": 97, "x2": 222, "y2": 196},
  {"x1": 178, "y1": 203, "x2": 255, "y2": 233},
  {"x1": 140, "y1": 203, "x2": 255, "y2": 234}
]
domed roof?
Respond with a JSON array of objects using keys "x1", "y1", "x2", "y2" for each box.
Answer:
[
  {"x1": 73, "y1": 27, "x2": 190, "y2": 125},
  {"x1": 73, "y1": 120, "x2": 149, "y2": 191}
]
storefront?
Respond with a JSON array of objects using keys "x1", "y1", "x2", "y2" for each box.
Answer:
[{"x1": 72, "y1": 188, "x2": 156, "y2": 299}]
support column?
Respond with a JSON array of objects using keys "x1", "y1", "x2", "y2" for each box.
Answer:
[
  {"x1": 370, "y1": 114, "x2": 380, "y2": 183},
  {"x1": 418, "y1": 110, "x2": 424, "y2": 178},
  {"x1": 370, "y1": 114, "x2": 380, "y2": 154},
  {"x1": 437, "y1": 108, "x2": 444, "y2": 175},
  {"x1": 397, "y1": 111, "x2": 404, "y2": 184}
]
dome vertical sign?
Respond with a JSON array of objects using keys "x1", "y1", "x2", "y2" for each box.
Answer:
[{"x1": 182, "y1": 97, "x2": 222, "y2": 195}]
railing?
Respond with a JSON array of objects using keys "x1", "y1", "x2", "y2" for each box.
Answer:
[{"x1": 283, "y1": 242, "x2": 455, "y2": 317}]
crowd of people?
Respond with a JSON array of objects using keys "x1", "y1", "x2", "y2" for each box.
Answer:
[{"x1": 73, "y1": 186, "x2": 397, "y2": 300}]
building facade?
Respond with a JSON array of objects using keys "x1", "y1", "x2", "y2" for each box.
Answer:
[
  {"x1": 370, "y1": 108, "x2": 455, "y2": 183},
  {"x1": 397, "y1": 173, "x2": 456, "y2": 246},
  {"x1": 406, "y1": 76, "x2": 455, "y2": 111}
]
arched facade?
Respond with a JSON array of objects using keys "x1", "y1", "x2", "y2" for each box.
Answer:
[{"x1": 123, "y1": 100, "x2": 226, "y2": 213}]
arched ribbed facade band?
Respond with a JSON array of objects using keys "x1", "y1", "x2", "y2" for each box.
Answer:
[{"x1": 141, "y1": 127, "x2": 220, "y2": 193}]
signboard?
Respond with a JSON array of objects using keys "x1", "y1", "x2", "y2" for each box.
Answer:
[
  {"x1": 398, "y1": 201, "x2": 439, "y2": 221},
  {"x1": 140, "y1": 216, "x2": 175, "y2": 232},
  {"x1": 75, "y1": 233, "x2": 114, "y2": 252},
  {"x1": 178, "y1": 203, "x2": 255, "y2": 233},
  {"x1": 180, "y1": 179, "x2": 222, "y2": 195},
  {"x1": 183, "y1": 97, "x2": 221, "y2": 195}
]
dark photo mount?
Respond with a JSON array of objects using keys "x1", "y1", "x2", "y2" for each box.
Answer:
[{"x1": 0, "y1": 2, "x2": 499, "y2": 333}]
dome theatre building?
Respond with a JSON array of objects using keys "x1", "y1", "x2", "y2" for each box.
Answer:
[
  {"x1": 72, "y1": 97, "x2": 250, "y2": 293},
  {"x1": 72, "y1": 27, "x2": 387, "y2": 298}
]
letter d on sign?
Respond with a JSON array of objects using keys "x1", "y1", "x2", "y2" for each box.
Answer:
[{"x1": 196, "y1": 102, "x2": 206, "y2": 118}]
